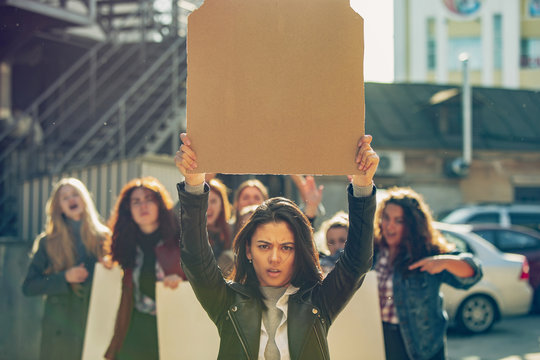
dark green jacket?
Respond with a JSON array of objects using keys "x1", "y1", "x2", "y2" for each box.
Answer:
[
  {"x1": 22, "y1": 234, "x2": 95, "y2": 360},
  {"x1": 177, "y1": 182, "x2": 376, "y2": 360}
]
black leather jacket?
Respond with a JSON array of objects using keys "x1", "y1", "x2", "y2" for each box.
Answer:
[{"x1": 177, "y1": 182, "x2": 376, "y2": 360}]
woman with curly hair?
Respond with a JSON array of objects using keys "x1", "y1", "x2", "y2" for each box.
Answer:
[
  {"x1": 373, "y1": 187, "x2": 482, "y2": 360},
  {"x1": 22, "y1": 177, "x2": 110, "y2": 360},
  {"x1": 105, "y1": 177, "x2": 186, "y2": 360}
]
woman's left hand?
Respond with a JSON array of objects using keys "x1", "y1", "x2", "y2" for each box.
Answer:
[{"x1": 163, "y1": 274, "x2": 183, "y2": 289}]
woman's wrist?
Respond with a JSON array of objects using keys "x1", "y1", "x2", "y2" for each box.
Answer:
[
  {"x1": 185, "y1": 181, "x2": 205, "y2": 195},
  {"x1": 185, "y1": 173, "x2": 205, "y2": 187}
]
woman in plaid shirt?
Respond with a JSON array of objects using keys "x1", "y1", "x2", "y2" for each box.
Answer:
[{"x1": 373, "y1": 187, "x2": 482, "y2": 360}]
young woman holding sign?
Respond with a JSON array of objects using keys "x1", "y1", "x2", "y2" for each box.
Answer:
[
  {"x1": 175, "y1": 132, "x2": 378, "y2": 359},
  {"x1": 22, "y1": 178, "x2": 110, "y2": 360},
  {"x1": 104, "y1": 177, "x2": 186, "y2": 360}
]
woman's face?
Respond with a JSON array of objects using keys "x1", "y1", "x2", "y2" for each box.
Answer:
[
  {"x1": 130, "y1": 188, "x2": 160, "y2": 234},
  {"x1": 326, "y1": 227, "x2": 347, "y2": 255},
  {"x1": 237, "y1": 186, "x2": 265, "y2": 212},
  {"x1": 381, "y1": 203, "x2": 405, "y2": 250},
  {"x1": 207, "y1": 190, "x2": 222, "y2": 226},
  {"x1": 246, "y1": 221, "x2": 295, "y2": 287},
  {"x1": 58, "y1": 185, "x2": 84, "y2": 221}
]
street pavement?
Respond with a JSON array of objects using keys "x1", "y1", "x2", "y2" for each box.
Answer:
[{"x1": 447, "y1": 314, "x2": 540, "y2": 360}]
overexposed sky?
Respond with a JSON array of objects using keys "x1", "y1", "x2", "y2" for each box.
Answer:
[{"x1": 350, "y1": 0, "x2": 394, "y2": 83}]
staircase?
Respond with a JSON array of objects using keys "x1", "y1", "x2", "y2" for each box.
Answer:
[{"x1": 0, "y1": 0, "x2": 202, "y2": 240}]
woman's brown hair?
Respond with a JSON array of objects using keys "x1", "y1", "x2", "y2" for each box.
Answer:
[
  {"x1": 208, "y1": 178, "x2": 232, "y2": 250},
  {"x1": 230, "y1": 197, "x2": 322, "y2": 299},
  {"x1": 374, "y1": 187, "x2": 454, "y2": 272},
  {"x1": 231, "y1": 179, "x2": 269, "y2": 235},
  {"x1": 107, "y1": 177, "x2": 178, "y2": 269}
]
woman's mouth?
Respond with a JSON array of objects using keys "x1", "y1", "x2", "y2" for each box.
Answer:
[
  {"x1": 267, "y1": 269, "x2": 281, "y2": 278},
  {"x1": 69, "y1": 204, "x2": 78, "y2": 210}
]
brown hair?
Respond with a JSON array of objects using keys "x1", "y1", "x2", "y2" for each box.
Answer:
[
  {"x1": 208, "y1": 178, "x2": 232, "y2": 250},
  {"x1": 230, "y1": 197, "x2": 322, "y2": 299},
  {"x1": 106, "y1": 177, "x2": 178, "y2": 269},
  {"x1": 374, "y1": 187, "x2": 454, "y2": 272},
  {"x1": 232, "y1": 179, "x2": 269, "y2": 234}
]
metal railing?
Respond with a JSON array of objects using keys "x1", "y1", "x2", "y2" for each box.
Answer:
[{"x1": 0, "y1": 0, "x2": 199, "y2": 240}]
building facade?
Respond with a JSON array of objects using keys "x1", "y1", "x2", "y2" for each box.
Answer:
[{"x1": 394, "y1": 0, "x2": 540, "y2": 89}]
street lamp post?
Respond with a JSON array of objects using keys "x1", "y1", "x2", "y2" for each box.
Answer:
[{"x1": 448, "y1": 52, "x2": 472, "y2": 177}]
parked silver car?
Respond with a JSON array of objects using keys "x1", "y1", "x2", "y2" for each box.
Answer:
[
  {"x1": 440, "y1": 204, "x2": 540, "y2": 232},
  {"x1": 435, "y1": 222, "x2": 532, "y2": 333}
]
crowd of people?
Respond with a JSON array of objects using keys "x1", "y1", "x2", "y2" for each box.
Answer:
[{"x1": 21, "y1": 133, "x2": 482, "y2": 360}]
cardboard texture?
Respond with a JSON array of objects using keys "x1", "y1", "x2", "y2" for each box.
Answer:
[
  {"x1": 82, "y1": 265, "x2": 383, "y2": 359},
  {"x1": 187, "y1": 0, "x2": 364, "y2": 175},
  {"x1": 156, "y1": 282, "x2": 220, "y2": 359},
  {"x1": 82, "y1": 263, "x2": 122, "y2": 360},
  {"x1": 328, "y1": 271, "x2": 386, "y2": 359}
]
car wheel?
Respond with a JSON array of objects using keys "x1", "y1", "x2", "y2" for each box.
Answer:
[{"x1": 456, "y1": 295, "x2": 497, "y2": 334}]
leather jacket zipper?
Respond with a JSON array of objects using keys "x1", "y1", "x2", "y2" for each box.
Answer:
[
  {"x1": 313, "y1": 323, "x2": 329, "y2": 360},
  {"x1": 228, "y1": 309, "x2": 251, "y2": 359}
]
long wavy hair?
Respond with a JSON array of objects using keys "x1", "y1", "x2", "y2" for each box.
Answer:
[
  {"x1": 231, "y1": 179, "x2": 269, "y2": 234},
  {"x1": 230, "y1": 197, "x2": 322, "y2": 299},
  {"x1": 374, "y1": 187, "x2": 454, "y2": 273},
  {"x1": 34, "y1": 178, "x2": 110, "y2": 273},
  {"x1": 107, "y1": 177, "x2": 178, "y2": 269},
  {"x1": 208, "y1": 178, "x2": 232, "y2": 250}
]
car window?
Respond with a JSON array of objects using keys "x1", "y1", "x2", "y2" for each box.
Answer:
[
  {"x1": 472, "y1": 230, "x2": 496, "y2": 245},
  {"x1": 497, "y1": 230, "x2": 540, "y2": 252},
  {"x1": 468, "y1": 213, "x2": 500, "y2": 224},
  {"x1": 440, "y1": 231, "x2": 473, "y2": 253},
  {"x1": 509, "y1": 212, "x2": 540, "y2": 232}
]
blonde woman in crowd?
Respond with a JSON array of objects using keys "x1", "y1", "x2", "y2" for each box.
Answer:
[
  {"x1": 22, "y1": 177, "x2": 110, "y2": 360},
  {"x1": 316, "y1": 211, "x2": 349, "y2": 275}
]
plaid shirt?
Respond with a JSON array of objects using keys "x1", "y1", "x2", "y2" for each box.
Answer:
[{"x1": 375, "y1": 247, "x2": 399, "y2": 324}]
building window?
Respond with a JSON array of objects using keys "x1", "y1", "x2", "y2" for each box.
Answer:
[
  {"x1": 493, "y1": 14, "x2": 502, "y2": 70},
  {"x1": 514, "y1": 186, "x2": 540, "y2": 203},
  {"x1": 427, "y1": 18, "x2": 436, "y2": 70},
  {"x1": 520, "y1": 38, "x2": 540, "y2": 68},
  {"x1": 529, "y1": 0, "x2": 540, "y2": 17},
  {"x1": 448, "y1": 37, "x2": 482, "y2": 70}
]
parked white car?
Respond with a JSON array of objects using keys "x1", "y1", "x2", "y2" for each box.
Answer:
[
  {"x1": 440, "y1": 204, "x2": 540, "y2": 232},
  {"x1": 435, "y1": 222, "x2": 532, "y2": 333}
]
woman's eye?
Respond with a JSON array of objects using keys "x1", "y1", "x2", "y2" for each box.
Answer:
[
  {"x1": 258, "y1": 244, "x2": 269, "y2": 250},
  {"x1": 282, "y1": 246, "x2": 294, "y2": 251}
]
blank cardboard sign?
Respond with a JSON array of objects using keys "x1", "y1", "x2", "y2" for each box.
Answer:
[{"x1": 187, "y1": 0, "x2": 364, "y2": 175}]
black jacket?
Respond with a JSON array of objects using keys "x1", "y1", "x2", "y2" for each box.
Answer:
[{"x1": 177, "y1": 182, "x2": 376, "y2": 360}]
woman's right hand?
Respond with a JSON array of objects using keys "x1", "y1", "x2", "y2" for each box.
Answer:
[
  {"x1": 65, "y1": 263, "x2": 89, "y2": 283},
  {"x1": 175, "y1": 133, "x2": 205, "y2": 186},
  {"x1": 100, "y1": 255, "x2": 114, "y2": 269}
]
